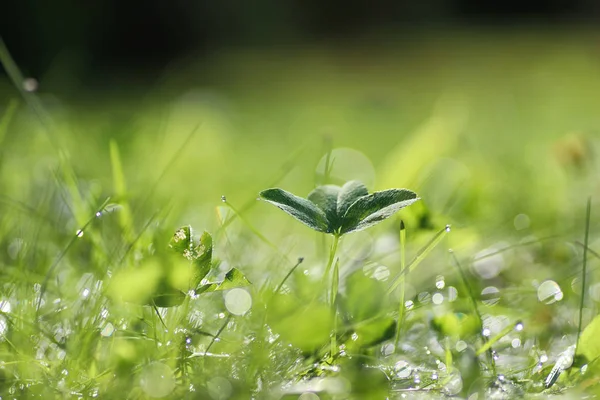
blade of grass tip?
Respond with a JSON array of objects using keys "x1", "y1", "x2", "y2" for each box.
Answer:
[
  {"x1": 0, "y1": 98, "x2": 18, "y2": 146},
  {"x1": 273, "y1": 257, "x2": 305, "y2": 294},
  {"x1": 395, "y1": 220, "x2": 407, "y2": 349},
  {"x1": 387, "y1": 225, "x2": 450, "y2": 295},
  {"x1": 0, "y1": 37, "x2": 61, "y2": 150},
  {"x1": 36, "y1": 197, "x2": 111, "y2": 316},
  {"x1": 575, "y1": 197, "x2": 591, "y2": 358},
  {"x1": 449, "y1": 250, "x2": 497, "y2": 376}
]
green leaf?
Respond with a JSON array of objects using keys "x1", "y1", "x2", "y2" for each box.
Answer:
[
  {"x1": 341, "y1": 189, "x2": 419, "y2": 234},
  {"x1": 337, "y1": 180, "x2": 369, "y2": 218},
  {"x1": 169, "y1": 226, "x2": 194, "y2": 255},
  {"x1": 578, "y1": 314, "x2": 600, "y2": 362},
  {"x1": 307, "y1": 185, "x2": 340, "y2": 232},
  {"x1": 259, "y1": 188, "x2": 329, "y2": 233},
  {"x1": 197, "y1": 268, "x2": 251, "y2": 293},
  {"x1": 261, "y1": 182, "x2": 419, "y2": 236},
  {"x1": 192, "y1": 231, "x2": 213, "y2": 287}
]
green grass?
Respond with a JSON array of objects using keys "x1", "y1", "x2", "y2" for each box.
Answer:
[{"x1": 1, "y1": 28, "x2": 600, "y2": 398}]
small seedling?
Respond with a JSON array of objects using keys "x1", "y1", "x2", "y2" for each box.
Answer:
[
  {"x1": 147, "y1": 226, "x2": 250, "y2": 307},
  {"x1": 260, "y1": 180, "x2": 419, "y2": 358}
]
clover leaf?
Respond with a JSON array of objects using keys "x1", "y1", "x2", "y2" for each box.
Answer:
[{"x1": 260, "y1": 180, "x2": 419, "y2": 236}]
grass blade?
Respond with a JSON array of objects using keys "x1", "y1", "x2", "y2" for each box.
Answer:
[{"x1": 575, "y1": 197, "x2": 591, "y2": 357}]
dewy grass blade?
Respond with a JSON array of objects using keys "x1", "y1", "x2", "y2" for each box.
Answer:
[{"x1": 387, "y1": 225, "x2": 450, "y2": 295}]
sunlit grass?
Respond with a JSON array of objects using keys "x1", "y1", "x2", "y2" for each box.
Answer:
[{"x1": 0, "y1": 29, "x2": 600, "y2": 398}]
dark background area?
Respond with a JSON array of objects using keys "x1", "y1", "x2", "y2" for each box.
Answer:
[{"x1": 1, "y1": 0, "x2": 599, "y2": 81}]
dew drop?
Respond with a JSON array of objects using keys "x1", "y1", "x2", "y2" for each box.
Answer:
[
  {"x1": 100, "y1": 323, "x2": 115, "y2": 337},
  {"x1": 435, "y1": 275, "x2": 445, "y2": 289},
  {"x1": 432, "y1": 293, "x2": 444, "y2": 305},
  {"x1": 445, "y1": 225, "x2": 451, "y2": 232},
  {"x1": 23, "y1": 78, "x2": 38, "y2": 92},
  {"x1": 381, "y1": 343, "x2": 395, "y2": 356},
  {"x1": 514, "y1": 322, "x2": 524, "y2": 332},
  {"x1": 511, "y1": 338, "x2": 521, "y2": 348},
  {"x1": 447, "y1": 286, "x2": 458, "y2": 302},
  {"x1": 455, "y1": 341, "x2": 467, "y2": 352},
  {"x1": 351, "y1": 332, "x2": 359, "y2": 341},
  {"x1": 513, "y1": 214, "x2": 531, "y2": 230},
  {"x1": 220, "y1": 195, "x2": 227, "y2": 203},
  {"x1": 81, "y1": 288, "x2": 90, "y2": 298},
  {"x1": 76, "y1": 230, "x2": 84, "y2": 238},
  {"x1": 482, "y1": 328, "x2": 491, "y2": 337},
  {"x1": 224, "y1": 288, "x2": 252, "y2": 316},
  {"x1": 404, "y1": 300, "x2": 414, "y2": 310},
  {"x1": 372, "y1": 265, "x2": 390, "y2": 281},
  {"x1": 537, "y1": 280, "x2": 563, "y2": 304},
  {"x1": 481, "y1": 286, "x2": 500, "y2": 306},
  {"x1": 139, "y1": 362, "x2": 175, "y2": 398},
  {"x1": 95, "y1": 211, "x2": 102, "y2": 218},
  {"x1": 394, "y1": 360, "x2": 412, "y2": 379}
]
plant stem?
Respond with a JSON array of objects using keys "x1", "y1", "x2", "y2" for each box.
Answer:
[
  {"x1": 395, "y1": 220, "x2": 407, "y2": 350},
  {"x1": 324, "y1": 234, "x2": 340, "y2": 302},
  {"x1": 324, "y1": 234, "x2": 340, "y2": 359},
  {"x1": 330, "y1": 258, "x2": 340, "y2": 358},
  {"x1": 575, "y1": 197, "x2": 591, "y2": 357}
]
